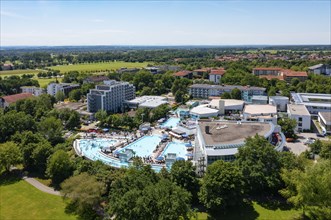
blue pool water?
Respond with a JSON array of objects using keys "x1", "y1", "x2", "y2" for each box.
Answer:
[
  {"x1": 161, "y1": 117, "x2": 180, "y2": 128},
  {"x1": 120, "y1": 135, "x2": 161, "y2": 157},
  {"x1": 161, "y1": 142, "x2": 188, "y2": 159},
  {"x1": 78, "y1": 138, "x2": 164, "y2": 172}
]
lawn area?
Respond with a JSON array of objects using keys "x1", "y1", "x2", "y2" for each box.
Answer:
[
  {"x1": 195, "y1": 202, "x2": 301, "y2": 220},
  {"x1": 37, "y1": 77, "x2": 60, "y2": 88},
  {"x1": 0, "y1": 69, "x2": 41, "y2": 76},
  {"x1": 49, "y1": 61, "x2": 150, "y2": 73},
  {"x1": 0, "y1": 175, "x2": 76, "y2": 220}
]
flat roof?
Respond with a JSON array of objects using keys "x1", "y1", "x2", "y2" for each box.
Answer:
[
  {"x1": 244, "y1": 104, "x2": 277, "y2": 115},
  {"x1": 252, "y1": 95, "x2": 268, "y2": 100},
  {"x1": 189, "y1": 84, "x2": 266, "y2": 91},
  {"x1": 209, "y1": 99, "x2": 244, "y2": 108},
  {"x1": 287, "y1": 104, "x2": 310, "y2": 116},
  {"x1": 269, "y1": 96, "x2": 289, "y2": 100},
  {"x1": 198, "y1": 120, "x2": 273, "y2": 146},
  {"x1": 190, "y1": 105, "x2": 219, "y2": 115},
  {"x1": 126, "y1": 96, "x2": 168, "y2": 108},
  {"x1": 318, "y1": 111, "x2": 331, "y2": 124},
  {"x1": 291, "y1": 92, "x2": 331, "y2": 108}
]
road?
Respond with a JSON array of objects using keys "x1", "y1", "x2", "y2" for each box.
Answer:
[{"x1": 286, "y1": 132, "x2": 330, "y2": 155}]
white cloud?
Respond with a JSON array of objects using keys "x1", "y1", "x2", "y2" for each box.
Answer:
[
  {"x1": 90, "y1": 19, "x2": 105, "y2": 23},
  {"x1": 0, "y1": 10, "x2": 29, "y2": 19}
]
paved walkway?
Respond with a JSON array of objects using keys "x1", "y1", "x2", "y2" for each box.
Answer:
[{"x1": 23, "y1": 177, "x2": 61, "y2": 196}]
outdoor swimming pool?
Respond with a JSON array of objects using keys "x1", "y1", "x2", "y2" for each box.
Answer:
[
  {"x1": 77, "y1": 137, "x2": 164, "y2": 172},
  {"x1": 161, "y1": 117, "x2": 180, "y2": 128},
  {"x1": 161, "y1": 141, "x2": 188, "y2": 160},
  {"x1": 120, "y1": 135, "x2": 161, "y2": 157}
]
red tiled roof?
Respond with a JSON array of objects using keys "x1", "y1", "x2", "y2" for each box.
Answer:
[
  {"x1": 210, "y1": 68, "x2": 226, "y2": 75},
  {"x1": 282, "y1": 70, "x2": 308, "y2": 77},
  {"x1": 1, "y1": 93, "x2": 33, "y2": 104},
  {"x1": 173, "y1": 70, "x2": 192, "y2": 77},
  {"x1": 259, "y1": 75, "x2": 285, "y2": 81},
  {"x1": 253, "y1": 67, "x2": 283, "y2": 71}
]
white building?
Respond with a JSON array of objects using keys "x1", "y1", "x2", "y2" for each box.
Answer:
[
  {"x1": 125, "y1": 96, "x2": 168, "y2": 109},
  {"x1": 308, "y1": 64, "x2": 331, "y2": 75},
  {"x1": 269, "y1": 96, "x2": 289, "y2": 112},
  {"x1": 194, "y1": 120, "x2": 285, "y2": 174},
  {"x1": 291, "y1": 92, "x2": 331, "y2": 116},
  {"x1": 209, "y1": 99, "x2": 245, "y2": 113},
  {"x1": 47, "y1": 83, "x2": 80, "y2": 96},
  {"x1": 252, "y1": 95, "x2": 268, "y2": 104},
  {"x1": 243, "y1": 104, "x2": 278, "y2": 125},
  {"x1": 318, "y1": 112, "x2": 331, "y2": 135},
  {"x1": 287, "y1": 104, "x2": 311, "y2": 132},
  {"x1": 189, "y1": 84, "x2": 266, "y2": 103},
  {"x1": 190, "y1": 105, "x2": 220, "y2": 119},
  {"x1": 21, "y1": 86, "x2": 45, "y2": 96},
  {"x1": 209, "y1": 69, "x2": 225, "y2": 84},
  {"x1": 87, "y1": 80, "x2": 135, "y2": 113}
]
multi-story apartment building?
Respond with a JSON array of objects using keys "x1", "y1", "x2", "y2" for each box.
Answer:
[
  {"x1": 291, "y1": 92, "x2": 331, "y2": 117},
  {"x1": 287, "y1": 104, "x2": 311, "y2": 132},
  {"x1": 87, "y1": 80, "x2": 135, "y2": 113},
  {"x1": 189, "y1": 84, "x2": 266, "y2": 102},
  {"x1": 252, "y1": 67, "x2": 308, "y2": 82},
  {"x1": 47, "y1": 83, "x2": 80, "y2": 96},
  {"x1": 21, "y1": 86, "x2": 45, "y2": 96},
  {"x1": 209, "y1": 68, "x2": 225, "y2": 84},
  {"x1": 253, "y1": 67, "x2": 283, "y2": 76}
]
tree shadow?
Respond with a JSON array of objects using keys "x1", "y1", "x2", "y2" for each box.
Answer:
[
  {"x1": 0, "y1": 170, "x2": 22, "y2": 186},
  {"x1": 254, "y1": 194, "x2": 295, "y2": 211},
  {"x1": 207, "y1": 202, "x2": 259, "y2": 220}
]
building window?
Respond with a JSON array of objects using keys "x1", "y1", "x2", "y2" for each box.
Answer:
[{"x1": 298, "y1": 117, "x2": 302, "y2": 122}]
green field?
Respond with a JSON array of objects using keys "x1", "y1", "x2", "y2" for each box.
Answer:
[
  {"x1": 0, "y1": 69, "x2": 41, "y2": 76},
  {"x1": 49, "y1": 61, "x2": 150, "y2": 73},
  {"x1": 0, "y1": 176, "x2": 76, "y2": 220},
  {"x1": 195, "y1": 202, "x2": 301, "y2": 220}
]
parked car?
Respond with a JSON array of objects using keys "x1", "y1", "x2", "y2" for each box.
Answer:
[{"x1": 304, "y1": 138, "x2": 316, "y2": 145}]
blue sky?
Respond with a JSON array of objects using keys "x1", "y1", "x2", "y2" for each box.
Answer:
[{"x1": 1, "y1": 1, "x2": 330, "y2": 46}]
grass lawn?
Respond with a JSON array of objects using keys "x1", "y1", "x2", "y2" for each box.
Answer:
[
  {"x1": 195, "y1": 202, "x2": 301, "y2": 220},
  {"x1": 0, "y1": 69, "x2": 41, "y2": 76},
  {"x1": 49, "y1": 61, "x2": 150, "y2": 73},
  {"x1": 0, "y1": 174, "x2": 76, "y2": 220},
  {"x1": 37, "y1": 78, "x2": 60, "y2": 88}
]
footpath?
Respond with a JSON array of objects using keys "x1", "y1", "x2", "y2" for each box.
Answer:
[{"x1": 23, "y1": 176, "x2": 61, "y2": 196}]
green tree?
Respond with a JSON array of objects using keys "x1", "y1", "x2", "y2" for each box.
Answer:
[
  {"x1": 170, "y1": 160, "x2": 199, "y2": 203},
  {"x1": 95, "y1": 110, "x2": 108, "y2": 127},
  {"x1": 280, "y1": 160, "x2": 331, "y2": 219},
  {"x1": 0, "y1": 110, "x2": 36, "y2": 142},
  {"x1": 46, "y1": 150, "x2": 73, "y2": 185},
  {"x1": 221, "y1": 92, "x2": 232, "y2": 99},
  {"x1": 231, "y1": 88, "x2": 242, "y2": 100},
  {"x1": 278, "y1": 118, "x2": 297, "y2": 138},
  {"x1": 309, "y1": 139, "x2": 323, "y2": 154},
  {"x1": 199, "y1": 160, "x2": 244, "y2": 213},
  {"x1": 55, "y1": 91, "x2": 65, "y2": 102},
  {"x1": 236, "y1": 134, "x2": 282, "y2": 194},
  {"x1": 319, "y1": 141, "x2": 331, "y2": 159},
  {"x1": 108, "y1": 166, "x2": 192, "y2": 220},
  {"x1": 31, "y1": 141, "x2": 53, "y2": 174},
  {"x1": 175, "y1": 90, "x2": 184, "y2": 103},
  {"x1": 268, "y1": 86, "x2": 277, "y2": 96},
  {"x1": 66, "y1": 111, "x2": 81, "y2": 130},
  {"x1": 38, "y1": 116, "x2": 64, "y2": 144},
  {"x1": 0, "y1": 142, "x2": 22, "y2": 171},
  {"x1": 68, "y1": 89, "x2": 82, "y2": 101},
  {"x1": 61, "y1": 173, "x2": 105, "y2": 219}
]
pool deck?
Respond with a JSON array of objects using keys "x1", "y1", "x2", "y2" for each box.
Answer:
[{"x1": 74, "y1": 122, "x2": 194, "y2": 171}]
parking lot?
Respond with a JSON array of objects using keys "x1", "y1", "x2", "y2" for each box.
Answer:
[{"x1": 285, "y1": 132, "x2": 330, "y2": 155}]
